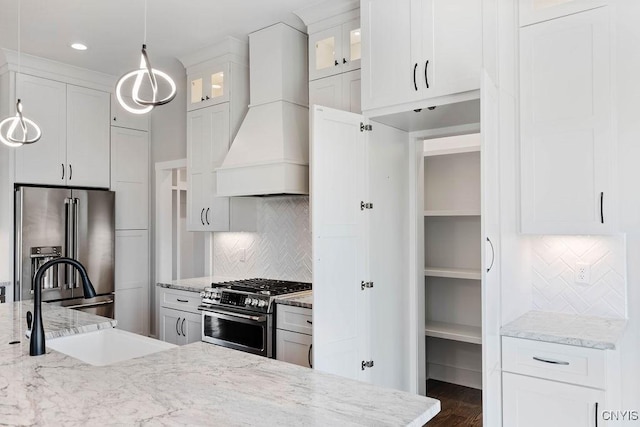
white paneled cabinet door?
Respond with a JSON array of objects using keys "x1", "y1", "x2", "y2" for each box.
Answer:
[
  {"x1": 181, "y1": 311, "x2": 202, "y2": 345},
  {"x1": 276, "y1": 330, "x2": 313, "y2": 368},
  {"x1": 114, "y1": 230, "x2": 149, "y2": 335},
  {"x1": 14, "y1": 74, "x2": 67, "y2": 185},
  {"x1": 342, "y1": 70, "x2": 362, "y2": 114},
  {"x1": 519, "y1": 0, "x2": 606, "y2": 26},
  {"x1": 503, "y1": 373, "x2": 603, "y2": 427},
  {"x1": 312, "y1": 106, "x2": 369, "y2": 383},
  {"x1": 111, "y1": 128, "x2": 149, "y2": 229},
  {"x1": 66, "y1": 85, "x2": 110, "y2": 188},
  {"x1": 481, "y1": 71, "x2": 502, "y2": 427},
  {"x1": 520, "y1": 8, "x2": 612, "y2": 234},
  {"x1": 160, "y1": 307, "x2": 182, "y2": 345},
  {"x1": 361, "y1": 0, "x2": 412, "y2": 111},
  {"x1": 309, "y1": 74, "x2": 342, "y2": 110}
]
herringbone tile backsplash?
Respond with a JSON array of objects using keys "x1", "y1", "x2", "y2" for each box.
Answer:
[
  {"x1": 532, "y1": 235, "x2": 626, "y2": 319},
  {"x1": 212, "y1": 196, "x2": 312, "y2": 282}
]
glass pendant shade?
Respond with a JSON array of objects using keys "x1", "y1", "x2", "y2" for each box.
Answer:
[
  {"x1": 115, "y1": 44, "x2": 176, "y2": 115},
  {"x1": 0, "y1": 99, "x2": 42, "y2": 148}
]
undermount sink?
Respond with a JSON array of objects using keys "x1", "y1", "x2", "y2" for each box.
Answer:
[{"x1": 48, "y1": 328, "x2": 177, "y2": 366}]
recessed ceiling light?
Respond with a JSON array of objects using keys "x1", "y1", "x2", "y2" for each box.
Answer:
[{"x1": 71, "y1": 43, "x2": 88, "y2": 51}]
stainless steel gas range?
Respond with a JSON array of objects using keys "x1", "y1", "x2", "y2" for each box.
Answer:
[{"x1": 199, "y1": 279, "x2": 312, "y2": 358}]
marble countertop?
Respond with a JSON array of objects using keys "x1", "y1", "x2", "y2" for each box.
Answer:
[
  {"x1": 156, "y1": 276, "x2": 228, "y2": 293},
  {"x1": 275, "y1": 290, "x2": 313, "y2": 309},
  {"x1": 501, "y1": 310, "x2": 627, "y2": 350},
  {"x1": 1, "y1": 301, "x2": 439, "y2": 425}
]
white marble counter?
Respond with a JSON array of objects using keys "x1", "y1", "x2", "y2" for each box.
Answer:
[
  {"x1": 157, "y1": 276, "x2": 232, "y2": 293},
  {"x1": 501, "y1": 310, "x2": 627, "y2": 350},
  {"x1": 0, "y1": 301, "x2": 440, "y2": 426},
  {"x1": 275, "y1": 290, "x2": 313, "y2": 309}
]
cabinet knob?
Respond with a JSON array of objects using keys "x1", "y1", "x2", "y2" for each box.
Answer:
[
  {"x1": 205, "y1": 96, "x2": 210, "y2": 100},
  {"x1": 201, "y1": 97, "x2": 205, "y2": 102},
  {"x1": 343, "y1": 58, "x2": 347, "y2": 64},
  {"x1": 113, "y1": 117, "x2": 117, "y2": 121},
  {"x1": 334, "y1": 59, "x2": 339, "y2": 66}
]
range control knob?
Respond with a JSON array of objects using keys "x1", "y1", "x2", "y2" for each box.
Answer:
[
  {"x1": 257, "y1": 300, "x2": 267, "y2": 308},
  {"x1": 200, "y1": 291, "x2": 206, "y2": 298},
  {"x1": 204, "y1": 292, "x2": 212, "y2": 299},
  {"x1": 244, "y1": 297, "x2": 252, "y2": 305},
  {"x1": 251, "y1": 299, "x2": 259, "y2": 306}
]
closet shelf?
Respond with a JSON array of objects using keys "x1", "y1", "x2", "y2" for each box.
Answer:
[
  {"x1": 423, "y1": 133, "x2": 481, "y2": 157},
  {"x1": 425, "y1": 321, "x2": 482, "y2": 345},
  {"x1": 424, "y1": 267, "x2": 482, "y2": 280},
  {"x1": 424, "y1": 209, "x2": 480, "y2": 217}
]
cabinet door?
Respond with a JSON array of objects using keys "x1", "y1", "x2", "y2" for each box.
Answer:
[
  {"x1": 66, "y1": 85, "x2": 110, "y2": 188},
  {"x1": 309, "y1": 26, "x2": 343, "y2": 81},
  {"x1": 503, "y1": 373, "x2": 603, "y2": 427},
  {"x1": 429, "y1": 0, "x2": 482, "y2": 98},
  {"x1": 114, "y1": 230, "x2": 149, "y2": 335},
  {"x1": 111, "y1": 94, "x2": 149, "y2": 131},
  {"x1": 519, "y1": 0, "x2": 606, "y2": 26},
  {"x1": 187, "y1": 63, "x2": 230, "y2": 111},
  {"x1": 520, "y1": 8, "x2": 612, "y2": 234},
  {"x1": 181, "y1": 311, "x2": 202, "y2": 345},
  {"x1": 160, "y1": 307, "x2": 183, "y2": 345},
  {"x1": 361, "y1": 0, "x2": 414, "y2": 111},
  {"x1": 309, "y1": 74, "x2": 343, "y2": 110},
  {"x1": 342, "y1": 70, "x2": 362, "y2": 114},
  {"x1": 207, "y1": 103, "x2": 231, "y2": 231},
  {"x1": 14, "y1": 74, "x2": 67, "y2": 185},
  {"x1": 111, "y1": 128, "x2": 149, "y2": 229},
  {"x1": 342, "y1": 19, "x2": 362, "y2": 73},
  {"x1": 276, "y1": 329, "x2": 313, "y2": 368}
]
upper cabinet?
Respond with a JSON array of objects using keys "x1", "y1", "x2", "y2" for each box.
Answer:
[
  {"x1": 14, "y1": 74, "x2": 110, "y2": 188},
  {"x1": 519, "y1": 0, "x2": 607, "y2": 26},
  {"x1": 187, "y1": 63, "x2": 230, "y2": 111},
  {"x1": 361, "y1": 0, "x2": 481, "y2": 114},
  {"x1": 520, "y1": 7, "x2": 613, "y2": 234},
  {"x1": 309, "y1": 18, "x2": 361, "y2": 81},
  {"x1": 110, "y1": 94, "x2": 149, "y2": 131}
]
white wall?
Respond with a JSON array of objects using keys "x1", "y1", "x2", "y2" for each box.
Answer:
[
  {"x1": 149, "y1": 57, "x2": 187, "y2": 336},
  {"x1": 613, "y1": 0, "x2": 640, "y2": 411}
]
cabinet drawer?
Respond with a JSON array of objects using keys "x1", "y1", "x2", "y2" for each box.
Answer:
[
  {"x1": 159, "y1": 287, "x2": 201, "y2": 313},
  {"x1": 276, "y1": 304, "x2": 312, "y2": 335},
  {"x1": 502, "y1": 336, "x2": 606, "y2": 389}
]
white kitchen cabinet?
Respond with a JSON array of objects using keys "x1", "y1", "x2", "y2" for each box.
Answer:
[
  {"x1": 13, "y1": 75, "x2": 110, "y2": 188},
  {"x1": 503, "y1": 373, "x2": 604, "y2": 427},
  {"x1": 361, "y1": 0, "x2": 481, "y2": 113},
  {"x1": 276, "y1": 329, "x2": 313, "y2": 368},
  {"x1": 114, "y1": 230, "x2": 149, "y2": 335},
  {"x1": 110, "y1": 94, "x2": 149, "y2": 131},
  {"x1": 309, "y1": 19, "x2": 361, "y2": 81},
  {"x1": 158, "y1": 286, "x2": 202, "y2": 346},
  {"x1": 312, "y1": 106, "x2": 410, "y2": 390},
  {"x1": 520, "y1": 7, "x2": 613, "y2": 234},
  {"x1": 186, "y1": 103, "x2": 257, "y2": 232},
  {"x1": 309, "y1": 70, "x2": 361, "y2": 114},
  {"x1": 276, "y1": 303, "x2": 313, "y2": 368},
  {"x1": 502, "y1": 336, "x2": 618, "y2": 427},
  {"x1": 519, "y1": 0, "x2": 607, "y2": 26},
  {"x1": 187, "y1": 63, "x2": 229, "y2": 111},
  {"x1": 110, "y1": 127, "x2": 149, "y2": 230}
]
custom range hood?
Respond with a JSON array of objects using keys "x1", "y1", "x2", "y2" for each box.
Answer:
[{"x1": 216, "y1": 23, "x2": 309, "y2": 196}]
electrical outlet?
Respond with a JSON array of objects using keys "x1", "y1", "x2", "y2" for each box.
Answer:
[
  {"x1": 575, "y1": 262, "x2": 591, "y2": 284},
  {"x1": 239, "y1": 248, "x2": 246, "y2": 263}
]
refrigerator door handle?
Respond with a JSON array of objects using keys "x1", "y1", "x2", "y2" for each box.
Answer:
[
  {"x1": 64, "y1": 198, "x2": 74, "y2": 289},
  {"x1": 72, "y1": 198, "x2": 80, "y2": 288}
]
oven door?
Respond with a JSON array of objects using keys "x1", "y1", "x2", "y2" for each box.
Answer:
[{"x1": 201, "y1": 307, "x2": 272, "y2": 358}]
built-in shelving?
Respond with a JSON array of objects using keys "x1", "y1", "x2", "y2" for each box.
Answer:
[
  {"x1": 424, "y1": 267, "x2": 482, "y2": 280},
  {"x1": 425, "y1": 321, "x2": 482, "y2": 345},
  {"x1": 423, "y1": 133, "x2": 481, "y2": 157}
]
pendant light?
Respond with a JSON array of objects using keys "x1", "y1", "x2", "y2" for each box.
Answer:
[
  {"x1": 115, "y1": 0, "x2": 176, "y2": 115},
  {"x1": 0, "y1": 0, "x2": 42, "y2": 148}
]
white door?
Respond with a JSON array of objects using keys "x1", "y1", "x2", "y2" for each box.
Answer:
[
  {"x1": 111, "y1": 127, "x2": 149, "y2": 230},
  {"x1": 503, "y1": 373, "x2": 604, "y2": 427},
  {"x1": 309, "y1": 74, "x2": 343, "y2": 110},
  {"x1": 207, "y1": 104, "x2": 231, "y2": 232},
  {"x1": 309, "y1": 26, "x2": 342, "y2": 81},
  {"x1": 186, "y1": 108, "x2": 211, "y2": 231},
  {"x1": 341, "y1": 19, "x2": 362, "y2": 73},
  {"x1": 181, "y1": 311, "x2": 202, "y2": 345},
  {"x1": 342, "y1": 70, "x2": 362, "y2": 114},
  {"x1": 160, "y1": 307, "x2": 183, "y2": 345},
  {"x1": 312, "y1": 106, "x2": 369, "y2": 383},
  {"x1": 367, "y1": 120, "x2": 411, "y2": 391},
  {"x1": 66, "y1": 85, "x2": 110, "y2": 188},
  {"x1": 520, "y1": 8, "x2": 612, "y2": 234},
  {"x1": 276, "y1": 330, "x2": 313, "y2": 368},
  {"x1": 361, "y1": 0, "x2": 413, "y2": 111},
  {"x1": 481, "y1": 71, "x2": 502, "y2": 427},
  {"x1": 114, "y1": 230, "x2": 149, "y2": 335},
  {"x1": 14, "y1": 74, "x2": 67, "y2": 185}
]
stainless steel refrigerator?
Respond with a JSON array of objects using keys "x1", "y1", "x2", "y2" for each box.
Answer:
[{"x1": 14, "y1": 185, "x2": 115, "y2": 318}]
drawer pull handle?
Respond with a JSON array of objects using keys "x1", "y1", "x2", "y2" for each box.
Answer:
[
  {"x1": 533, "y1": 356, "x2": 569, "y2": 365},
  {"x1": 306, "y1": 320, "x2": 312, "y2": 325},
  {"x1": 177, "y1": 298, "x2": 189, "y2": 303}
]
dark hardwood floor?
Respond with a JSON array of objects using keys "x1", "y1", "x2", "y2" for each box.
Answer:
[{"x1": 425, "y1": 380, "x2": 483, "y2": 426}]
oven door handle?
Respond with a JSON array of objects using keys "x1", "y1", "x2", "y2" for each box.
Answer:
[{"x1": 201, "y1": 308, "x2": 266, "y2": 323}]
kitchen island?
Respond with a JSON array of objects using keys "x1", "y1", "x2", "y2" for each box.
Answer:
[{"x1": 0, "y1": 302, "x2": 439, "y2": 426}]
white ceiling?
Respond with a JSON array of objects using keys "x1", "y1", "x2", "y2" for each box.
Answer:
[{"x1": 0, "y1": 0, "x2": 330, "y2": 76}]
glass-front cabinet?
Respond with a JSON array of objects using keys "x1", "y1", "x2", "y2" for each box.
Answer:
[
  {"x1": 187, "y1": 63, "x2": 230, "y2": 111},
  {"x1": 309, "y1": 19, "x2": 361, "y2": 80}
]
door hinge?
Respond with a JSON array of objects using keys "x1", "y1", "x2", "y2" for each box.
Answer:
[
  {"x1": 361, "y1": 360, "x2": 374, "y2": 370},
  {"x1": 360, "y1": 201, "x2": 373, "y2": 210},
  {"x1": 361, "y1": 281, "x2": 374, "y2": 290},
  {"x1": 360, "y1": 122, "x2": 373, "y2": 132}
]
